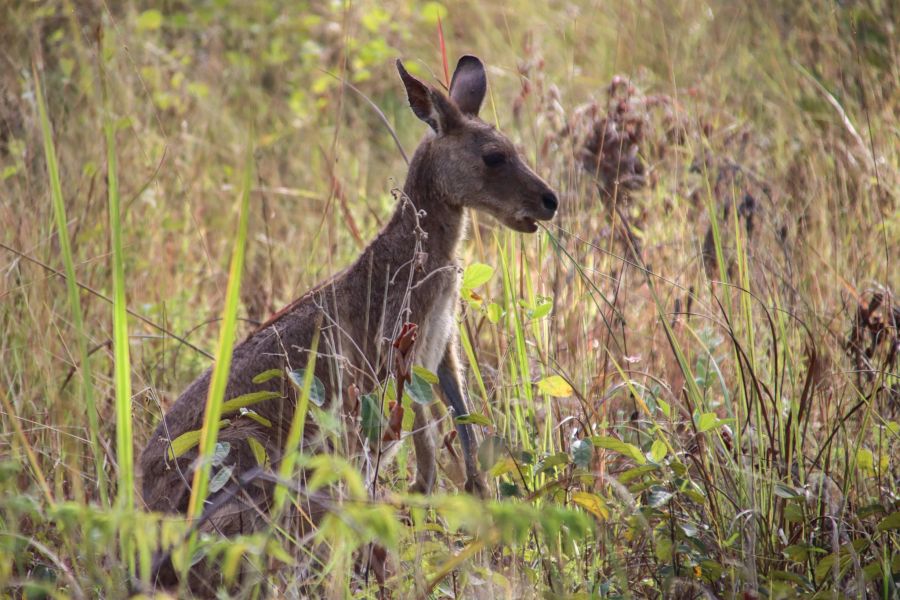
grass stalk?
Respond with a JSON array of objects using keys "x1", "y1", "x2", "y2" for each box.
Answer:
[
  {"x1": 272, "y1": 325, "x2": 320, "y2": 517},
  {"x1": 185, "y1": 148, "x2": 254, "y2": 524},
  {"x1": 33, "y1": 64, "x2": 108, "y2": 507},
  {"x1": 105, "y1": 85, "x2": 134, "y2": 512}
]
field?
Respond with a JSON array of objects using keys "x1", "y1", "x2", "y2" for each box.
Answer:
[{"x1": 1, "y1": 1, "x2": 898, "y2": 597}]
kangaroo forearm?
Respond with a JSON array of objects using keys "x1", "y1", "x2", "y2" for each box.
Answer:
[{"x1": 437, "y1": 353, "x2": 477, "y2": 472}]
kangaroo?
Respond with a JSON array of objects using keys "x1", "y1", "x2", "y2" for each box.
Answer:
[{"x1": 140, "y1": 55, "x2": 558, "y2": 582}]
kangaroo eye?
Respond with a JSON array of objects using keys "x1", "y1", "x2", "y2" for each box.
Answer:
[{"x1": 482, "y1": 152, "x2": 506, "y2": 167}]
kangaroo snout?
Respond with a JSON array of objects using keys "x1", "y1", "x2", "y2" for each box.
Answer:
[{"x1": 540, "y1": 190, "x2": 559, "y2": 214}]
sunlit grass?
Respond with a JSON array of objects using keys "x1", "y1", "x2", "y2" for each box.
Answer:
[{"x1": 34, "y1": 63, "x2": 107, "y2": 507}]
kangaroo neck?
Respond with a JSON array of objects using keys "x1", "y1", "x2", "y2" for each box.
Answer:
[{"x1": 381, "y1": 147, "x2": 466, "y2": 272}]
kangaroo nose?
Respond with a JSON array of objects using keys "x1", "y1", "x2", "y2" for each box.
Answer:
[{"x1": 541, "y1": 191, "x2": 559, "y2": 212}]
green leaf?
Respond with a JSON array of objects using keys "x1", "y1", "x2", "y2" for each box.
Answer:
[
  {"x1": 528, "y1": 297, "x2": 553, "y2": 320},
  {"x1": 361, "y1": 393, "x2": 384, "y2": 443},
  {"x1": 619, "y1": 464, "x2": 659, "y2": 484},
  {"x1": 412, "y1": 366, "x2": 439, "y2": 384},
  {"x1": 477, "y1": 435, "x2": 505, "y2": 471},
  {"x1": 455, "y1": 413, "x2": 492, "y2": 426},
  {"x1": 167, "y1": 420, "x2": 229, "y2": 459},
  {"x1": 486, "y1": 302, "x2": 503, "y2": 323},
  {"x1": 649, "y1": 439, "x2": 667, "y2": 462},
  {"x1": 221, "y1": 391, "x2": 281, "y2": 414},
  {"x1": 499, "y1": 482, "x2": 521, "y2": 498},
  {"x1": 647, "y1": 488, "x2": 673, "y2": 508},
  {"x1": 784, "y1": 543, "x2": 826, "y2": 562},
  {"x1": 252, "y1": 369, "x2": 283, "y2": 384},
  {"x1": 572, "y1": 491, "x2": 608, "y2": 520},
  {"x1": 288, "y1": 369, "x2": 326, "y2": 407},
  {"x1": 136, "y1": 9, "x2": 163, "y2": 31},
  {"x1": 211, "y1": 441, "x2": 230, "y2": 467},
  {"x1": 239, "y1": 408, "x2": 272, "y2": 428},
  {"x1": 536, "y1": 375, "x2": 574, "y2": 397},
  {"x1": 247, "y1": 437, "x2": 268, "y2": 467},
  {"x1": 536, "y1": 451, "x2": 570, "y2": 474},
  {"x1": 405, "y1": 369, "x2": 434, "y2": 405},
  {"x1": 876, "y1": 511, "x2": 900, "y2": 532},
  {"x1": 696, "y1": 412, "x2": 718, "y2": 432},
  {"x1": 461, "y1": 263, "x2": 494, "y2": 289},
  {"x1": 591, "y1": 435, "x2": 646, "y2": 464},
  {"x1": 856, "y1": 448, "x2": 874, "y2": 472},
  {"x1": 774, "y1": 482, "x2": 803, "y2": 499},
  {"x1": 571, "y1": 439, "x2": 593, "y2": 469},
  {"x1": 657, "y1": 398, "x2": 671, "y2": 418},
  {"x1": 222, "y1": 542, "x2": 247, "y2": 584},
  {"x1": 209, "y1": 464, "x2": 234, "y2": 494}
]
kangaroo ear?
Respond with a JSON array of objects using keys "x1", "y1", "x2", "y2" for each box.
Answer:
[
  {"x1": 449, "y1": 55, "x2": 486, "y2": 116},
  {"x1": 396, "y1": 59, "x2": 461, "y2": 134}
]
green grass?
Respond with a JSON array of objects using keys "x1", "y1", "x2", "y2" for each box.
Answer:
[
  {"x1": 1, "y1": 0, "x2": 898, "y2": 598},
  {"x1": 185, "y1": 149, "x2": 253, "y2": 523}
]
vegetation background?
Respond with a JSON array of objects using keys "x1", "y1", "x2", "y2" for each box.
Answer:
[{"x1": 0, "y1": 0, "x2": 898, "y2": 597}]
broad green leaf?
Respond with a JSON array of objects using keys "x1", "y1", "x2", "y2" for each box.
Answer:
[
  {"x1": 405, "y1": 370, "x2": 434, "y2": 405},
  {"x1": 486, "y1": 302, "x2": 503, "y2": 323},
  {"x1": 528, "y1": 297, "x2": 553, "y2": 320},
  {"x1": 361, "y1": 393, "x2": 384, "y2": 443},
  {"x1": 696, "y1": 412, "x2": 719, "y2": 432},
  {"x1": 657, "y1": 398, "x2": 671, "y2": 417},
  {"x1": 774, "y1": 483, "x2": 803, "y2": 499},
  {"x1": 572, "y1": 491, "x2": 608, "y2": 520},
  {"x1": 649, "y1": 439, "x2": 667, "y2": 462},
  {"x1": 876, "y1": 511, "x2": 900, "y2": 532},
  {"x1": 536, "y1": 375, "x2": 574, "y2": 398},
  {"x1": 209, "y1": 464, "x2": 234, "y2": 494},
  {"x1": 536, "y1": 451, "x2": 570, "y2": 474},
  {"x1": 461, "y1": 263, "x2": 494, "y2": 289},
  {"x1": 412, "y1": 366, "x2": 439, "y2": 384},
  {"x1": 647, "y1": 488, "x2": 673, "y2": 508},
  {"x1": 288, "y1": 369, "x2": 326, "y2": 406},
  {"x1": 211, "y1": 441, "x2": 230, "y2": 466},
  {"x1": 489, "y1": 457, "x2": 517, "y2": 477},
  {"x1": 571, "y1": 438, "x2": 593, "y2": 469},
  {"x1": 477, "y1": 435, "x2": 504, "y2": 471},
  {"x1": 591, "y1": 435, "x2": 646, "y2": 464},
  {"x1": 619, "y1": 464, "x2": 659, "y2": 484}
]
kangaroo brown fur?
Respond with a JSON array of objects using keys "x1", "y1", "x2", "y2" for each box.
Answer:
[{"x1": 140, "y1": 55, "x2": 558, "y2": 588}]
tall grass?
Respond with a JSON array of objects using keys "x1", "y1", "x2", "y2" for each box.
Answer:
[
  {"x1": 102, "y1": 59, "x2": 134, "y2": 514},
  {"x1": 185, "y1": 150, "x2": 254, "y2": 525},
  {"x1": 33, "y1": 64, "x2": 108, "y2": 507}
]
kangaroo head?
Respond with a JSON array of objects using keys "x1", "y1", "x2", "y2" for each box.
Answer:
[{"x1": 397, "y1": 56, "x2": 558, "y2": 233}]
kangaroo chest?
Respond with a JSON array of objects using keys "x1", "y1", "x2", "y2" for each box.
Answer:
[{"x1": 413, "y1": 271, "x2": 459, "y2": 372}]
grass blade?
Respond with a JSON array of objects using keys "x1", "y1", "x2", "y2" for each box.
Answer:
[
  {"x1": 106, "y1": 100, "x2": 133, "y2": 510},
  {"x1": 185, "y1": 148, "x2": 254, "y2": 522},
  {"x1": 33, "y1": 64, "x2": 108, "y2": 507},
  {"x1": 272, "y1": 325, "x2": 320, "y2": 516}
]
